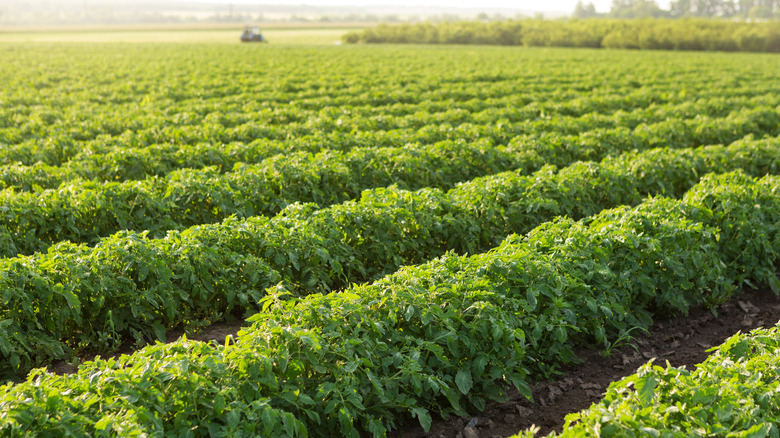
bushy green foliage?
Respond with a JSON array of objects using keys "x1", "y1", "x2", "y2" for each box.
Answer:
[
  {"x1": 683, "y1": 171, "x2": 780, "y2": 291},
  {"x1": 3, "y1": 94, "x2": 773, "y2": 191},
  {"x1": 1, "y1": 43, "x2": 778, "y2": 435},
  {"x1": 3, "y1": 45, "x2": 776, "y2": 262},
  {"x1": 345, "y1": 18, "x2": 780, "y2": 52},
  {"x1": 1, "y1": 108, "x2": 777, "y2": 258},
  {"x1": 0, "y1": 137, "x2": 776, "y2": 380},
  {"x1": 3, "y1": 45, "x2": 779, "y2": 168},
  {"x1": 1, "y1": 173, "x2": 776, "y2": 436},
  {"x1": 0, "y1": 140, "x2": 517, "y2": 257}
]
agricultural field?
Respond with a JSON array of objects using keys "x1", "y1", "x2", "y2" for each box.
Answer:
[
  {"x1": 0, "y1": 23, "x2": 357, "y2": 45},
  {"x1": 0, "y1": 40, "x2": 779, "y2": 436}
]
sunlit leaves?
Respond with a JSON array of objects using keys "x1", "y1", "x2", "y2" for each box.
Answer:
[{"x1": 1, "y1": 173, "x2": 778, "y2": 436}]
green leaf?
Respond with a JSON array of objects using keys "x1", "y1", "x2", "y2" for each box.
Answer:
[
  {"x1": 138, "y1": 264, "x2": 149, "y2": 282},
  {"x1": 526, "y1": 290, "x2": 537, "y2": 311},
  {"x1": 741, "y1": 423, "x2": 771, "y2": 438},
  {"x1": 368, "y1": 419, "x2": 385, "y2": 438},
  {"x1": 455, "y1": 368, "x2": 473, "y2": 395},
  {"x1": 214, "y1": 393, "x2": 226, "y2": 415},
  {"x1": 411, "y1": 407, "x2": 432, "y2": 432},
  {"x1": 153, "y1": 322, "x2": 166, "y2": 342},
  {"x1": 0, "y1": 324, "x2": 12, "y2": 356},
  {"x1": 767, "y1": 274, "x2": 780, "y2": 295},
  {"x1": 95, "y1": 416, "x2": 112, "y2": 432},
  {"x1": 227, "y1": 411, "x2": 240, "y2": 430},
  {"x1": 635, "y1": 375, "x2": 657, "y2": 406},
  {"x1": 61, "y1": 287, "x2": 82, "y2": 312}
]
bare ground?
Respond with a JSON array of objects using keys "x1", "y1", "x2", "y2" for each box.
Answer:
[{"x1": 47, "y1": 321, "x2": 245, "y2": 375}]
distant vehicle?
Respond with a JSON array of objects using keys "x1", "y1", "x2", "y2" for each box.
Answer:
[{"x1": 241, "y1": 26, "x2": 266, "y2": 43}]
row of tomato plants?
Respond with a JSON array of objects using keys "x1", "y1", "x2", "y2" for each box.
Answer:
[
  {"x1": 0, "y1": 86, "x2": 674, "y2": 150},
  {"x1": 2, "y1": 89, "x2": 776, "y2": 171},
  {"x1": 1, "y1": 109, "x2": 777, "y2": 259},
  {"x1": 0, "y1": 139, "x2": 517, "y2": 258},
  {"x1": 517, "y1": 322, "x2": 780, "y2": 437},
  {"x1": 7, "y1": 53, "x2": 759, "y2": 128},
  {"x1": 0, "y1": 137, "x2": 777, "y2": 380},
  {"x1": 7, "y1": 51, "x2": 772, "y2": 149},
  {"x1": 1, "y1": 171, "x2": 777, "y2": 436},
  {"x1": 2, "y1": 94, "x2": 768, "y2": 186}
]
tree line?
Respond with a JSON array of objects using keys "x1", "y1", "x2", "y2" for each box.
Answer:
[
  {"x1": 575, "y1": 0, "x2": 779, "y2": 19},
  {"x1": 343, "y1": 18, "x2": 780, "y2": 52}
]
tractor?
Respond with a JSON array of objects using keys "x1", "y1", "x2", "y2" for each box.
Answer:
[{"x1": 241, "y1": 26, "x2": 266, "y2": 43}]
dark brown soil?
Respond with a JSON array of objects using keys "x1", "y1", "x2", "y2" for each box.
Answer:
[
  {"x1": 396, "y1": 285, "x2": 780, "y2": 438},
  {"x1": 47, "y1": 321, "x2": 245, "y2": 375}
]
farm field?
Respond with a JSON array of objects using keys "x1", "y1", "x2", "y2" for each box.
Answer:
[
  {"x1": 0, "y1": 23, "x2": 362, "y2": 44},
  {"x1": 0, "y1": 41, "x2": 779, "y2": 436}
]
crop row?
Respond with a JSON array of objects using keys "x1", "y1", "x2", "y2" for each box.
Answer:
[
  {"x1": 3, "y1": 46, "x2": 778, "y2": 169},
  {"x1": 5, "y1": 51, "x2": 775, "y2": 151},
  {"x1": 1, "y1": 137, "x2": 777, "y2": 379},
  {"x1": 1, "y1": 109, "x2": 777, "y2": 259},
  {"x1": 518, "y1": 323, "x2": 780, "y2": 436},
  {"x1": 2, "y1": 94, "x2": 772, "y2": 187},
  {"x1": 7, "y1": 52, "x2": 769, "y2": 135},
  {"x1": 1, "y1": 172, "x2": 777, "y2": 436},
  {"x1": 0, "y1": 84, "x2": 693, "y2": 149},
  {"x1": 0, "y1": 140, "x2": 515, "y2": 257}
]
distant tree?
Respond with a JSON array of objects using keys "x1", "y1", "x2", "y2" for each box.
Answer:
[
  {"x1": 749, "y1": 4, "x2": 774, "y2": 17},
  {"x1": 721, "y1": 0, "x2": 738, "y2": 16},
  {"x1": 749, "y1": 0, "x2": 779, "y2": 17},
  {"x1": 673, "y1": 0, "x2": 746, "y2": 16},
  {"x1": 476, "y1": 12, "x2": 490, "y2": 21},
  {"x1": 735, "y1": 0, "x2": 751, "y2": 15},
  {"x1": 610, "y1": 0, "x2": 667, "y2": 17},
  {"x1": 573, "y1": 1, "x2": 600, "y2": 18},
  {"x1": 692, "y1": 0, "x2": 720, "y2": 16},
  {"x1": 670, "y1": 0, "x2": 692, "y2": 16}
]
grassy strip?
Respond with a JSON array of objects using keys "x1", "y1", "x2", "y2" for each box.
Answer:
[
  {"x1": 0, "y1": 172, "x2": 776, "y2": 436},
  {"x1": 0, "y1": 139, "x2": 776, "y2": 379},
  {"x1": 510, "y1": 323, "x2": 780, "y2": 437},
  {"x1": 1, "y1": 108, "x2": 777, "y2": 258}
]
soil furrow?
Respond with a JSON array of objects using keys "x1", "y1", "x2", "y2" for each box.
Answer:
[{"x1": 398, "y1": 283, "x2": 780, "y2": 438}]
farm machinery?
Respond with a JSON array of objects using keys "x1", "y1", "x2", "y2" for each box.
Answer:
[{"x1": 240, "y1": 26, "x2": 266, "y2": 43}]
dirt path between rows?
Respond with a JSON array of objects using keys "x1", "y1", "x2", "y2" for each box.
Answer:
[
  {"x1": 47, "y1": 321, "x2": 246, "y2": 375},
  {"x1": 397, "y1": 284, "x2": 780, "y2": 438}
]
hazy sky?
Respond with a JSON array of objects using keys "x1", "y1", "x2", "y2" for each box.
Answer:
[{"x1": 217, "y1": 0, "x2": 672, "y2": 13}]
